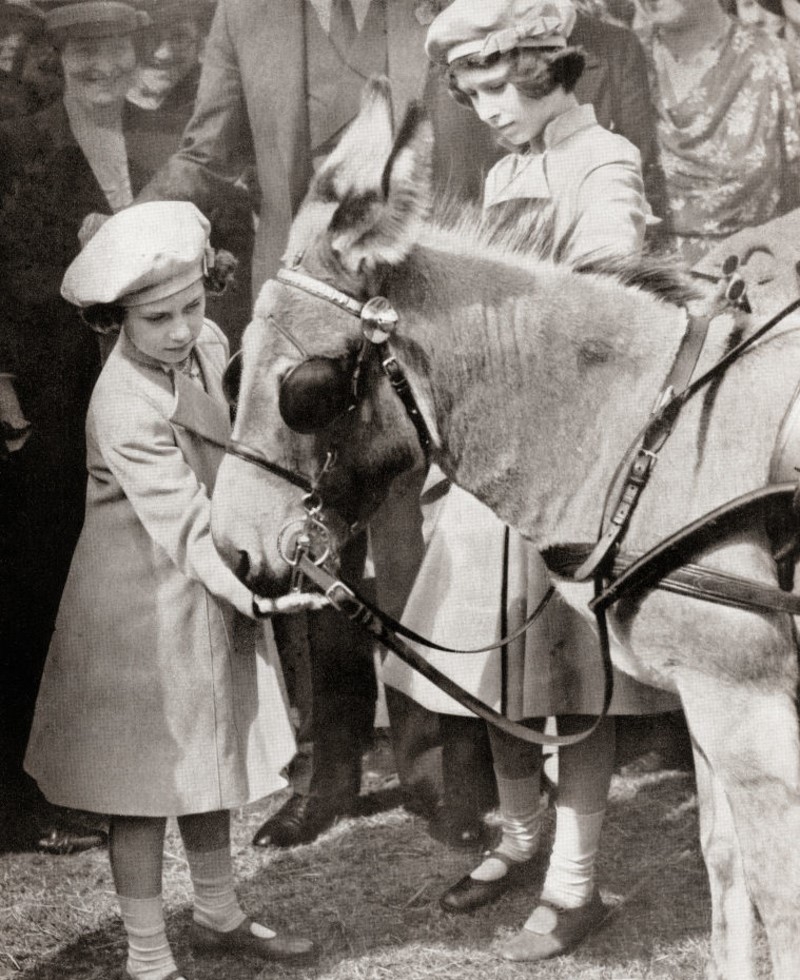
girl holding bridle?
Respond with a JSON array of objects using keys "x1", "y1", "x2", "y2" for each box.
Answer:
[
  {"x1": 23, "y1": 203, "x2": 316, "y2": 980},
  {"x1": 386, "y1": 0, "x2": 680, "y2": 961}
]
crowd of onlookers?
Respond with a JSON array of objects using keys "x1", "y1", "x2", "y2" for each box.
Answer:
[
  {"x1": 2, "y1": 2, "x2": 800, "y2": 977},
  {"x1": 2, "y1": 0, "x2": 800, "y2": 860}
]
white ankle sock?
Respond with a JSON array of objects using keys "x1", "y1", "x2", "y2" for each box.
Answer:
[
  {"x1": 540, "y1": 807, "x2": 605, "y2": 909},
  {"x1": 117, "y1": 894, "x2": 178, "y2": 980},
  {"x1": 184, "y1": 846, "x2": 248, "y2": 933},
  {"x1": 471, "y1": 775, "x2": 544, "y2": 882}
]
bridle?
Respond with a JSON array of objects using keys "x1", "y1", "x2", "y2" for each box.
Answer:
[{"x1": 221, "y1": 266, "x2": 602, "y2": 747}]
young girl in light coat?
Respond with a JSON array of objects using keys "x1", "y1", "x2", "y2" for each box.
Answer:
[
  {"x1": 385, "y1": 0, "x2": 678, "y2": 962},
  {"x1": 24, "y1": 202, "x2": 316, "y2": 980}
]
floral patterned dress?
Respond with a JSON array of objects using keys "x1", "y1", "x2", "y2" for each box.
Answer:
[{"x1": 638, "y1": 19, "x2": 800, "y2": 264}]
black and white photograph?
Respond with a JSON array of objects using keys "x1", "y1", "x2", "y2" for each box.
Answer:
[{"x1": 2, "y1": 1, "x2": 800, "y2": 977}]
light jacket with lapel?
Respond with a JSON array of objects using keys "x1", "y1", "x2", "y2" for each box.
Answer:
[{"x1": 138, "y1": 0, "x2": 495, "y2": 292}]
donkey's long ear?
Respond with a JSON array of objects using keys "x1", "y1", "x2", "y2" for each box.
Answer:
[
  {"x1": 327, "y1": 101, "x2": 433, "y2": 274},
  {"x1": 315, "y1": 76, "x2": 396, "y2": 200}
]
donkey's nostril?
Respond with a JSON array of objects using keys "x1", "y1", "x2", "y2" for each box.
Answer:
[{"x1": 236, "y1": 550, "x2": 250, "y2": 583}]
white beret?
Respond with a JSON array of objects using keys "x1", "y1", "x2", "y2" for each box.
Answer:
[
  {"x1": 426, "y1": 0, "x2": 577, "y2": 65},
  {"x1": 62, "y1": 202, "x2": 212, "y2": 308},
  {"x1": 44, "y1": 1, "x2": 149, "y2": 41}
]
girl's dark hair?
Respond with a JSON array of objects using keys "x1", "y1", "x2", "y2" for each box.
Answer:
[
  {"x1": 80, "y1": 302, "x2": 126, "y2": 336},
  {"x1": 80, "y1": 249, "x2": 239, "y2": 335},
  {"x1": 447, "y1": 45, "x2": 586, "y2": 109}
]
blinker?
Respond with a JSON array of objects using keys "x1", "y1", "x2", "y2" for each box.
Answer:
[{"x1": 279, "y1": 357, "x2": 354, "y2": 433}]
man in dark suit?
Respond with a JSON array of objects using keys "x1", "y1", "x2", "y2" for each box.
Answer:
[{"x1": 138, "y1": 0, "x2": 664, "y2": 850}]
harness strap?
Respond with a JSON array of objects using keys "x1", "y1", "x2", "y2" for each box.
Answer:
[
  {"x1": 280, "y1": 553, "x2": 613, "y2": 748},
  {"x1": 573, "y1": 296, "x2": 800, "y2": 582},
  {"x1": 544, "y1": 483, "x2": 800, "y2": 616},
  {"x1": 573, "y1": 309, "x2": 713, "y2": 581},
  {"x1": 379, "y1": 350, "x2": 432, "y2": 455}
]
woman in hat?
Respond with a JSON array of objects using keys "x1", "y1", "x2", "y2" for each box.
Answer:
[
  {"x1": 385, "y1": 0, "x2": 678, "y2": 962},
  {"x1": 0, "y1": 0, "x2": 151, "y2": 854},
  {"x1": 24, "y1": 201, "x2": 316, "y2": 980}
]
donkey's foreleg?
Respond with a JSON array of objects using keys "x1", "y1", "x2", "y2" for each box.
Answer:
[
  {"x1": 679, "y1": 674, "x2": 800, "y2": 980},
  {"x1": 692, "y1": 740, "x2": 756, "y2": 980}
]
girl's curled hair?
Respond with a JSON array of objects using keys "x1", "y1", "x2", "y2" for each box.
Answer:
[
  {"x1": 447, "y1": 45, "x2": 586, "y2": 109},
  {"x1": 205, "y1": 249, "x2": 238, "y2": 296}
]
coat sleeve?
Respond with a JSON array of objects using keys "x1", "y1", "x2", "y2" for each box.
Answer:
[
  {"x1": 94, "y1": 387, "x2": 254, "y2": 618},
  {"x1": 568, "y1": 156, "x2": 647, "y2": 265},
  {"x1": 136, "y1": 0, "x2": 256, "y2": 213}
]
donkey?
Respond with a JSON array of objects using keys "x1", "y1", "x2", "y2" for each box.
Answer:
[{"x1": 211, "y1": 80, "x2": 800, "y2": 978}]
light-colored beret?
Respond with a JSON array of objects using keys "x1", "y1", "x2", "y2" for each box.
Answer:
[
  {"x1": 44, "y1": 0, "x2": 149, "y2": 40},
  {"x1": 426, "y1": 0, "x2": 577, "y2": 65},
  {"x1": 62, "y1": 202, "x2": 212, "y2": 309}
]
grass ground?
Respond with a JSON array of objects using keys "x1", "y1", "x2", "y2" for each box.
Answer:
[{"x1": 0, "y1": 723, "x2": 773, "y2": 980}]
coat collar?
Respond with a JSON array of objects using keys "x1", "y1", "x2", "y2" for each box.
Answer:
[
  {"x1": 483, "y1": 103, "x2": 598, "y2": 207},
  {"x1": 117, "y1": 324, "x2": 232, "y2": 446}
]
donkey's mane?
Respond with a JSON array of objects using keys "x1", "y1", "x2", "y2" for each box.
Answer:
[{"x1": 431, "y1": 195, "x2": 697, "y2": 307}]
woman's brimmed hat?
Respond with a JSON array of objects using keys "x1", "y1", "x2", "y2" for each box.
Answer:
[
  {"x1": 43, "y1": 0, "x2": 149, "y2": 42},
  {"x1": 425, "y1": 0, "x2": 577, "y2": 65},
  {"x1": 62, "y1": 202, "x2": 212, "y2": 309}
]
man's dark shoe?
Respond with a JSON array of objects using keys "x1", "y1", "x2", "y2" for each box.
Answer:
[
  {"x1": 36, "y1": 827, "x2": 107, "y2": 855},
  {"x1": 189, "y1": 919, "x2": 318, "y2": 963},
  {"x1": 440, "y1": 851, "x2": 540, "y2": 913},
  {"x1": 252, "y1": 794, "x2": 353, "y2": 848},
  {"x1": 427, "y1": 811, "x2": 490, "y2": 851}
]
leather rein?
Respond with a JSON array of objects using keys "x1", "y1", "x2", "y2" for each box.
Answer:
[{"x1": 224, "y1": 265, "x2": 800, "y2": 747}]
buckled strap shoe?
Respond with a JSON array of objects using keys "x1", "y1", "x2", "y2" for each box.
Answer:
[
  {"x1": 251, "y1": 793, "x2": 354, "y2": 848},
  {"x1": 499, "y1": 889, "x2": 607, "y2": 961},
  {"x1": 189, "y1": 919, "x2": 318, "y2": 964},
  {"x1": 439, "y1": 851, "x2": 539, "y2": 913}
]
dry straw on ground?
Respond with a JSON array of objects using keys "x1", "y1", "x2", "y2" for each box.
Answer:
[{"x1": 0, "y1": 727, "x2": 773, "y2": 980}]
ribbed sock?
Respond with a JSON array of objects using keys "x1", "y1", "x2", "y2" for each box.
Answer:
[
  {"x1": 117, "y1": 894, "x2": 179, "y2": 980},
  {"x1": 471, "y1": 775, "x2": 544, "y2": 882},
  {"x1": 539, "y1": 806, "x2": 605, "y2": 909},
  {"x1": 184, "y1": 846, "x2": 275, "y2": 938}
]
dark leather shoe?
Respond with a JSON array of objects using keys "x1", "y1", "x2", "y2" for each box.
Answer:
[
  {"x1": 500, "y1": 889, "x2": 607, "y2": 961},
  {"x1": 427, "y1": 812, "x2": 490, "y2": 851},
  {"x1": 252, "y1": 794, "x2": 353, "y2": 848},
  {"x1": 36, "y1": 827, "x2": 107, "y2": 855},
  {"x1": 189, "y1": 919, "x2": 318, "y2": 964},
  {"x1": 440, "y1": 852, "x2": 539, "y2": 913}
]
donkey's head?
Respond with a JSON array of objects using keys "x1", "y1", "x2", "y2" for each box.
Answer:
[{"x1": 212, "y1": 78, "x2": 437, "y2": 603}]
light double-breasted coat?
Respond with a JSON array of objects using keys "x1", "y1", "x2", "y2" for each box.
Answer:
[
  {"x1": 382, "y1": 107, "x2": 680, "y2": 719},
  {"x1": 25, "y1": 320, "x2": 295, "y2": 817}
]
